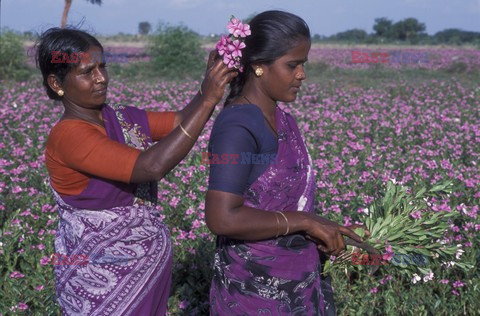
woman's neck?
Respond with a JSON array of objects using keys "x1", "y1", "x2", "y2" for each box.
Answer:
[
  {"x1": 240, "y1": 81, "x2": 276, "y2": 118},
  {"x1": 62, "y1": 103, "x2": 105, "y2": 127}
]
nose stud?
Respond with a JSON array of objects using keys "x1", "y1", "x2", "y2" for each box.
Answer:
[{"x1": 295, "y1": 73, "x2": 304, "y2": 80}]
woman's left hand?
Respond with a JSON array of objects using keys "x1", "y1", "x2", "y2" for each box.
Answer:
[{"x1": 199, "y1": 50, "x2": 238, "y2": 108}]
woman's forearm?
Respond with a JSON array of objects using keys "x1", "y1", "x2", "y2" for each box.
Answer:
[
  {"x1": 130, "y1": 94, "x2": 214, "y2": 183},
  {"x1": 206, "y1": 204, "x2": 312, "y2": 241}
]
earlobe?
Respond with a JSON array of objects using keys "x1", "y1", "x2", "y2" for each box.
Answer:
[{"x1": 47, "y1": 74, "x2": 60, "y2": 91}]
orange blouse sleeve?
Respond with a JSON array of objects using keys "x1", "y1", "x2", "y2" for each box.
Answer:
[
  {"x1": 46, "y1": 120, "x2": 141, "y2": 192},
  {"x1": 146, "y1": 111, "x2": 176, "y2": 141}
]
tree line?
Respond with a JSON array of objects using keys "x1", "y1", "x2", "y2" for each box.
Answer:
[{"x1": 313, "y1": 17, "x2": 480, "y2": 45}]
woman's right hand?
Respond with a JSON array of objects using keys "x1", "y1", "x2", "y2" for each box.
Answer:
[
  {"x1": 303, "y1": 213, "x2": 364, "y2": 257},
  {"x1": 200, "y1": 50, "x2": 238, "y2": 107}
]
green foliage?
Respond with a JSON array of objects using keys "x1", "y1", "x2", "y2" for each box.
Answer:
[
  {"x1": 0, "y1": 31, "x2": 32, "y2": 81},
  {"x1": 434, "y1": 29, "x2": 480, "y2": 45},
  {"x1": 321, "y1": 17, "x2": 479, "y2": 45},
  {"x1": 373, "y1": 17, "x2": 393, "y2": 38},
  {"x1": 446, "y1": 61, "x2": 469, "y2": 74},
  {"x1": 390, "y1": 18, "x2": 427, "y2": 41},
  {"x1": 148, "y1": 24, "x2": 206, "y2": 80},
  {"x1": 107, "y1": 61, "x2": 156, "y2": 79},
  {"x1": 138, "y1": 21, "x2": 152, "y2": 35},
  {"x1": 324, "y1": 180, "x2": 474, "y2": 276},
  {"x1": 331, "y1": 28, "x2": 368, "y2": 42},
  {"x1": 332, "y1": 265, "x2": 480, "y2": 315}
]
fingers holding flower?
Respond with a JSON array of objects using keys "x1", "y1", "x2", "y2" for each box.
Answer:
[{"x1": 200, "y1": 56, "x2": 238, "y2": 107}]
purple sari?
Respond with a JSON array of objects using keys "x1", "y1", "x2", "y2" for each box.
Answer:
[
  {"x1": 51, "y1": 104, "x2": 172, "y2": 315},
  {"x1": 209, "y1": 107, "x2": 336, "y2": 315}
]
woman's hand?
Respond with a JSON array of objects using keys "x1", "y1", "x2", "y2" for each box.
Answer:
[
  {"x1": 200, "y1": 50, "x2": 238, "y2": 108},
  {"x1": 303, "y1": 214, "x2": 364, "y2": 257}
]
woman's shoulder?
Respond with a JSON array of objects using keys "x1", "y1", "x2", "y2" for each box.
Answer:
[
  {"x1": 214, "y1": 104, "x2": 264, "y2": 130},
  {"x1": 46, "y1": 120, "x2": 105, "y2": 149}
]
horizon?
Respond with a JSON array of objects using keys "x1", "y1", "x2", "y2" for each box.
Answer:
[{"x1": 1, "y1": 0, "x2": 480, "y2": 37}]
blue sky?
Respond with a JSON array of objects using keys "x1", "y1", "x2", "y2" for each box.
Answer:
[{"x1": 2, "y1": 0, "x2": 479, "y2": 36}]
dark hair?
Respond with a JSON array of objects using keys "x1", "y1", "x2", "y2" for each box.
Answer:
[
  {"x1": 35, "y1": 28, "x2": 103, "y2": 100},
  {"x1": 225, "y1": 10, "x2": 310, "y2": 105}
]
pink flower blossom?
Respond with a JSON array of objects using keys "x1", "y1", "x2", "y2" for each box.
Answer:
[
  {"x1": 227, "y1": 17, "x2": 241, "y2": 34},
  {"x1": 227, "y1": 18, "x2": 251, "y2": 37},
  {"x1": 40, "y1": 256, "x2": 50, "y2": 266},
  {"x1": 223, "y1": 54, "x2": 236, "y2": 69},
  {"x1": 12, "y1": 185, "x2": 23, "y2": 193},
  {"x1": 380, "y1": 275, "x2": 393, "y2": 284},
  {"x1": 9, "y1": 271, "x2": 25, "y2": 278},
  {"x1": 179, "y1": 300, "x2": 188, "y2": 309},
  {"x1": 228, "y1": 40, "x2": 246, "y2": 58},
  {"x1": 410, "y1": 210, "x2": 422, "y2": 219},
  {"x1": 370, "y1": 287, "x2": 378, "y2": 294},
  {"x1": 36, "y1": 243, "x2": 46, "y2": 250},
  {"x1": 18, "y1": 303, "x2": 28, "y2": 310},
  {"x1": 35, "y1": 285, "x2": 44, "y2": 291},
  {"x1": 215, "y1": 35, "x2": 231, "y2": 56}
]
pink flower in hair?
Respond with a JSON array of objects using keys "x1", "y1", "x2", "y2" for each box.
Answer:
[
  {"x1": 217, "y1": 15, "x2": 250, "y2": 72},
  {"x1": 227, "y1": 18, "x2": 241, "y2": 34},
  {"x1": 228, "y1": 40, "x2": 246, "y2": 58},
  {"x1": 215, "y1": 35, "x2": 231, "y2": 56},
  {"x1": 223, "y1": 54, "x2": 236, "y2": 69},
  {"x1": 228, "y1": 18, "x2": 251, "y2": 38}
]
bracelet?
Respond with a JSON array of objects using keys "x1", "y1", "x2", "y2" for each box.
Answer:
[
  {"x1": 179, "y1": 123, "x2": 194, "y2": 141},
  {"x1": 276, "y1": 211, "x2": 290, "y2": 236},
  {"x1": 199, "y1": 84, "x2": 203, "y2": 96},
  {"x1": 274, "y1": 212, "x2": 280, "y2": 238}
]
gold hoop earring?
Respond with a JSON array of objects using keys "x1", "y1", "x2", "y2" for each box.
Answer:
[
  {"x1": 57, "y1": 90, "x2": 64, "y2": 97},
  {"x1": 255, "y1": 68, "x2": 263, "y2": 77}
]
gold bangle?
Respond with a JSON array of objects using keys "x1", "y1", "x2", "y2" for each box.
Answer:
[
  {"x1": 274, "y1": 212, "x2": 280, "y2": 238},
  {"x1": 276, "y1": 211, "x2": 289, "y2": 236},
  {"x1": 179, "y1": 123, "x2": 194, "y2": 141}
]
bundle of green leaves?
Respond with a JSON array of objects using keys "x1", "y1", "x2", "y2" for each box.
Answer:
[{"x1": 323, "y1": 180, "x2": 472, "y2": 276}]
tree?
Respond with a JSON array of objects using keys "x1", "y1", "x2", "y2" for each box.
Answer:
[
  {"x1": 391, "y1": 18, "x2": 426, "y2": 41},
  {"x1": 331, "y1": 29, "x2": 368, "y2": 42},
  {"x1": 138, "y1": 22, "x2": 152, "y2": 35},
  {"x1": 148, "y1": 24, "x2": 205, "y2": 79},
  {"x1": 434, "y1": 29, "x2": 480, "y2": 44},
  {"x1": 373, "y1": 17, "x2": 393, "y2": 38},
  {"x1": 61, "y1": 0, "x2": 102, "y2": 29}
]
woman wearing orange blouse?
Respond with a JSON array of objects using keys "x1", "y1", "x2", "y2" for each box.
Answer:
[{"x1": 36, "y1": 27, "x2": 236, "y2": 315}]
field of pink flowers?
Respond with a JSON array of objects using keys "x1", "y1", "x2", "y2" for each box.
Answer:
[
  {"x1": 1, "y1": 63, "x2": 479, "y2": 314},
  {"x1": 24, "y1": 44, "x2": 480, "y2": 72},
  {"x1": 307, "y1": 47, "x2": 480, "y2": 71}
]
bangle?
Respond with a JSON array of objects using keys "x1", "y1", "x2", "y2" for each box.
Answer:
[
  {"x1": 199, "y1": 84, "x2": 203, "y2": 96},
  {"x1": 274, "y1": 212, "x2": 280, "y2": 238},
  {"x1": 179, "y1": 123, "x2": 194, "y2": 141},
  {"x1": 276, "y1": 211, "x2": 289, "y2": 236}
]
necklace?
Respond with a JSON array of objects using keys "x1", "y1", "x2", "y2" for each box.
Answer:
[{"x1": 241, "y1": 95, "x2": 278, "y2": 138}]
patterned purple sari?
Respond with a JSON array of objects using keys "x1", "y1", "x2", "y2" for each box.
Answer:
[
  {"x1": 209, "y1": 107, "x2": 336, "y2": 315},
  {"x1": 51, "y1": 104, "x2": 172, "y2": 315}
]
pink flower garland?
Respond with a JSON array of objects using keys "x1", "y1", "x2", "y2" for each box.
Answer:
[{"x1": 216, "y1": 16, "x2": 251, "y2": 72}]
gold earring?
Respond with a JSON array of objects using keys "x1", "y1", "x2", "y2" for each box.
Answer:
[
  {"x1": 255, "y1": 68, "x2": 263, "y2": 77},
  {"x1": 57, "y1": 90, "x2": 64, "y2": 97}
]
